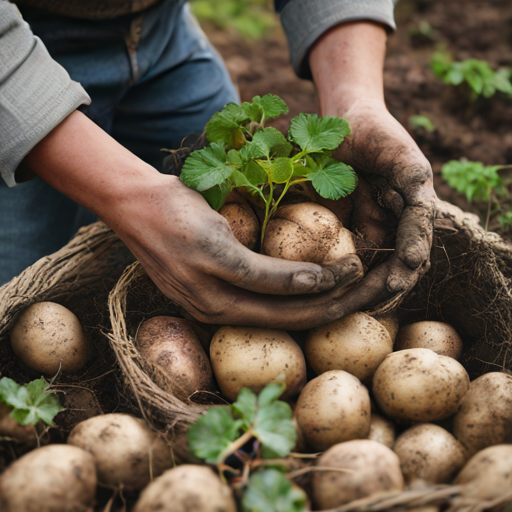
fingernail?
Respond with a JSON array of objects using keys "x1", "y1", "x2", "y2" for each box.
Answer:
[
  {"x1": 292, "y1": 271, "x2": 319, "y2": 291},
  {"x1": 387, "y1": 275, "x2": 406, "y2": 293},
  {"x1": 404, "y1": 248, "x2": 423, "y2": 270}
]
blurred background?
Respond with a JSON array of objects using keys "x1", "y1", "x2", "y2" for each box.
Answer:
[{"x1": 190, "y1": 0, "x2": 512, "y2": 239}]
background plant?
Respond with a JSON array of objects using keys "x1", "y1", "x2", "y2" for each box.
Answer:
[{"x1": 409, "y1": 114, "x2": 436, "y2": 133}]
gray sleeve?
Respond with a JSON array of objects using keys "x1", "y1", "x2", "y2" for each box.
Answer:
[
  {"x1": 280, "y1": 0, "x2": 399, "y2": 79},
  {"x1": 0, "y1": 1, "x2": 91, "y2": 187}
]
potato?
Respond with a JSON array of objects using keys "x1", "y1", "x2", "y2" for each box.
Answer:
[
  {"x1": 0, "y1": 444, "x2": 96, "y2": 512},
  {"x1": 373, "y1": 311, "x2": 399, "y2": 343},
  {"x1": 210, "y1": 326, "x2": 306, "y2": 401},
  {"x1": 67, "y1": 413, "x2": 172, "y2": 491},
  {"x1": 0, "y1": 403, "x2": 37, "y2": 444},
  {"x1": 219, "y1": 202, "x2": 260, "y2": 249},
  {"x1": 312, "y1": 440, "x2": 404, "y2": 509},
  {"x1": 261, "y1": 202, "x2": 355, "y2": 264},
  {"x1": 454, "y1": 444, "x2": 512, "y2": 501},
  {"x1": 395, "y1": 321, "x2": 463, "y2": 360},
  {"x1": 372, "y1": 348, "x2": 469, "y2": 422},
  {"x1": 305, "y1": 312, "x2": 393, "y2": 383},
  {"x1": 136, "y1": 316, "x2": 214, "y2": 401},
  {"x1": 393, "y1": 424, "x2": 466, "y2": 484},
  {"x1": 368, "y1": 413, "x2": 396, "y2": 449},
  {"x1": 294, "y1": 370, "x2": 371, "y2": 452},
  {"x1": 452, "y1": 372, "x2": 512, "y2": 457},
  {"x1": 133, "y1": 465, "x2": 236, "y2": 512},
  {"x1": 10, "y1": 302, "x2": 89, "y2": 375}
]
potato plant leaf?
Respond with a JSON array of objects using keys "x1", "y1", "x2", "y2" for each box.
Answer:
[
  {"x1": 206, "y1": 103, "x2": 250, "y2": 145},
  {"x1": 242, "y1": 469, "x2": 308, "y2": 512},
  {"x1": 289, "y1": 113, "x2": 350, "y2": 152},
  {"x1": 252, "y1": 128, "x2": 292, "y2": 158},
  {"x1": 202, "y1": 181, "x2": 232, "y2": 210},
  {"x1": 307, "y1": 158, "x2": 358, "y2": 200},
  {"x1": 270, "y1": 158, "x2": 294, "y2": 184},
  {"x1": 187, "y1": 406, "x2": 243, "y2": 464},
  {"x1": 0, "y1": 377, "x2": 63, "y2": 426},
  {"x1": 253, "y1": 94, "x2": 289, "y2": 120}
]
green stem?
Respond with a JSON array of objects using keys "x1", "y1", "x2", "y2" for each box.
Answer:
[
  {"x1": 260, "y1": 180, "x2": 274, "y2": 243},
  {"x1": 216, "y1": 428, "x2": 255, "y2": 467}
]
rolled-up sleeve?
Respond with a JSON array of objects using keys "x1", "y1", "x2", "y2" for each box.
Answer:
[
  {"x1": 276, "y1": 0, "x2": 398, "y2": 79},
  {"x1": 0, "y1": 1, "x2": 90, "y2": 187}
]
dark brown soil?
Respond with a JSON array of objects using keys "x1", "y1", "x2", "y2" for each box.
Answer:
[{"x1": 206, "y1": 0, "x2": 512, "y2": 233}]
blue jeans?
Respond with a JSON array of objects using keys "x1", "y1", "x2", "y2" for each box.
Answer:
[{"x1": 0, "y1": 1, "x2": 238, "y2": 285}]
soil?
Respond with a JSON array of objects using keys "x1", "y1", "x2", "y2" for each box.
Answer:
[{"x1": 206, "y1": 0, "x2": 512, "y2": 234}]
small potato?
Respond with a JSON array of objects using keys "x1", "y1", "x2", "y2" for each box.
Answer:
[
  {"x1": 452, "y1": 372, "x2": 512, "y2": 457},
  {"x1": 454, "y1": 445, "x2": 512, "y2": 501},
  {"x1": 67, "y1": 413, "x2": 172, "y2": 491},
  {"x1": 373, "y1": 348, "x2": 469, "y2": 422},
  {"x1": 136, "y1": 316, "x2": 214, "y2": 401},
  {"x1": 0, "y1": 403, "x2": 37, "y2": 444},
  {"x1": 0, "y1": 444, "x2": 96, "y2": 512},
  {"x1": 210, "y1": 326, "x2": 306, "y2": 401},
  {"x1": 262, "y1": 202, "x2": 355, "y2": 264},
  {"x1": 395, "y1": 321, "x2": 463, "y2": 360},
  {"x1": 295, "y1": 370, "x2": 371, "y2": 452},
  {"x1": 10, "y1": 302, "x2": 89, "y2": 375},
  {"x1": 368, "y1": 413, "x2": 396, "y2": 449},
  {"x1": 312, "y1": 440, "x2": 404, "y2": 509},
  {"x1": 133, "y1": 465, "x2": 236, "y2": 512},
  {"x1": 393, "y1": 424, "x2": 466, "y2": 484},
  {"x1": 219, "y1": 202, "x2": 260, "y2": 249},
  {"x1": 305, "y1": 312, "x2": 393, "y2": 383},
  {"x1": 373, "y1": 312, "x2": 399, "y2": 343}
]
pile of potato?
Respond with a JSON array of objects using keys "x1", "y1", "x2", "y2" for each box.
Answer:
[{"x1": 2, "y1": 200, "x2": 512, "y2": 512}]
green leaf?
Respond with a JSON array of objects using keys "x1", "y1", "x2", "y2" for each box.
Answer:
[
  {"x1": 0, "y1": 378, "x2": 21, "y2": 405},
  {"x1": 187, "y1": 407, "x2": 243, "y2": 464},
  {"x1": 258, "y1": 381, "x2": 286, "y2": 406},
  {"x1": 289, "y1": 113, "x2": 350, "y2": 152},
  {"x1": 409, "y1": 115, "x2": 436, "y2": 133},
  {"x1": 252, "y1": 128, "x2": 293, "y2": 158},
  {"x1": 253, "y1": 94, "x2": 289, "y2": 119},
  {"x1": 307, "y1": 156, "x2": 358, "y2": 200},
  {"x1": 232, "y1": 388, "x2": 258, "y2": 429},
  {"x1": 242, "y1": 469, "x2": 308, "y2": 512},
  {"x1": 242, "y1": 101, "x2": 264, "y2": 122},
  {"x1": 240, "y1": 141, "x2": 267, "y2": 161},
  {"x1": 227, "y1": 149, "x2": 243, "y2": 166},
  {"x1": 243, "y1": 161, "x2": 268, "y2": 186},
  {"x1": 254, "y1": 401, "x2": 296, "y2": 458},
  {"x1": 181, "y1": 143, "x2": 233, "y2": 192},
  {"x1": 202, "y1": 181, "x2": 232, "y2": 210},
  {"x1": 270, "y1": 158, "x2": 294, "y2": 184},
  {"x1": 205, "y1": 103, "x2": 250, "y2": 146}
]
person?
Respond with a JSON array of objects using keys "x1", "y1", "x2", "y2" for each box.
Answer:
[{"x1": 0, "y1": 0, "x2": 435, "y2": 329}]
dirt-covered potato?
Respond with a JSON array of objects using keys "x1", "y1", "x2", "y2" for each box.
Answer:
[
  {"x1": 136, "y1": 316, "x2": 214, "y2": 401},
  {"x1": 0, "y1": 403, "x2": 37, "y2": 444},
  {"x1": 305, "y1": 312, "x2": 393, "y2": 383},
  {"x1": 0, "y1": 444, "x2": 96, "y2": 512},
  {"x1": 393, "y1": 424, "x2": 466, "y2": 484},
  {"x1": 133, "y1": 465, "x2": 236, "y2": 512},
  {"x1": 368, "y1": 413, "x2": 396, "y2": 449},
  {"x1": 373, "y1": 348, "x2": 469, "y2": 422},
  {"x1": 67, "y1": 413, "x2": 172, "y2": 491},
  {"x1": 373, "y1": 312, "x2": 399, "y2": 343},
  {"x1": 261, "y1": 202, "x2": 355, "y2": 264},
  {"x1": 312, "y1": 440, "x2": 404, "y2": 509},
  {"x1": 219, "y1": 202, "x2": 260, "y2": 249},
  {"x1": 454, "y1": 445, "x2": 512, "y2": 502},
  {"x1": 452, "y1": 372, "x2": 512, "y2": 457},
  {"x1": 10, "y1": 302, "x2": 89, "y2": 375},
  {"x1": 295, "y1": 370, "x2": 371, "y2": 452},
  {"x1": 395, "y1": 321, "x2": 463, "y2": 360},
  {"x1": 210, "y1": 326, "x2": 306, "y2": 401}
]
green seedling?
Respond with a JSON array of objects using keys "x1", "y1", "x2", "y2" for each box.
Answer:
[
  {"x1": 432, "y1": 50, "x2": 512, "y2": 99},
  {"x1": 409, "y1": 115, "x2": 436, "y2": 133},
  {"x1": 187, "y1": 381, "x2": 308, "y2": 512},
  {"x1": 180, "y1": 94, "x2": 357, "y2": 241},
  {"x1": 441, "y1": 159, "x2": 512, "y2": 231}
]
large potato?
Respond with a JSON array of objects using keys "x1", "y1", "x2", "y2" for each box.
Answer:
[
  {"x1": 395, "y1": 321, "x2": 463, "y2": 360},
  {"x1": 219, "y1": 202, "x2": 260, "y2": 249},
  {"x1": 136, "y1": 316, "x2": 214, "y2": 401},
  {"x1": 393, "y1": 423, "x2": 466, "y2": 484},
  {"x1": 210, "y1": 326, "x2": 306, "y2": 401},
  {"x1": 261, "y1": 202, "x2": 355, "y2": 264},
  {"x1": 10, "y1": 302, "x2": 89, "y2": 375},
  {"x1": 452, "y1": 372, "x2": 512, "y2": 457},
  {"x1": 454, "y1": 445, "x2": 512, "y2": 501},
  {"x1": 0, "y1": 444, "x2": 96, "y2": 512},
  {"x1": 373, "y1": 348, "x2": 469, "y2": 422},
  {"x1": 67, "y1": 413, "x2": 173, "y2": 491},
  {"x1": 373, "y1": 312, "x2": 399, "y2": 343},
  {"x1": 294, "y1": 370, "x2": 371, "y2": 452},
  {"x1": 312, "y1": 440, "x2": 404, "y2": 509},
  {"x1": 305, "y1": 312, "x2": 393, "y2": 382},
  {"x1": 368, "y1": 413, "x2": 396, "y2": 449},
  {"x1": 133, "y1": 465, "x2": 236, "y2": 512}
]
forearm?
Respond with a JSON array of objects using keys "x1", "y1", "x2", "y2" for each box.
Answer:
[{"x1": 309, "y1": 21, "x2": 387, "y2": 116}]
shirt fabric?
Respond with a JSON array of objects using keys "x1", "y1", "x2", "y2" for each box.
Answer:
[{"x1": 0, "y1": 0, "x2": 398, "y2": 187}]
